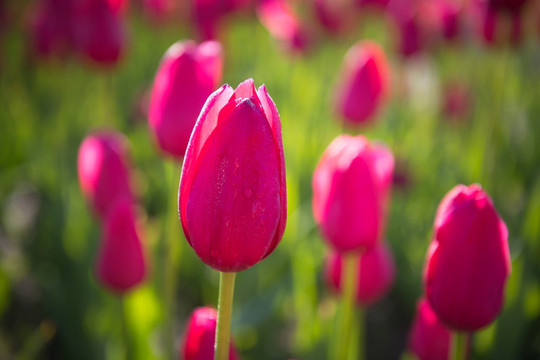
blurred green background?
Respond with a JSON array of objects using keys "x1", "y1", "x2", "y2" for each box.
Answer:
[{"x1": 1, "y1": 1, "x2": 540, "y2": 359}]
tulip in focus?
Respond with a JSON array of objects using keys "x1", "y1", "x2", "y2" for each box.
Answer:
[
  {"x1": 96, "y1": 198, "x2": 147, "y2": 293},
  {"x1": 180, "y1": 307, "x2": 239, "y2": 360},
  {"x1": 334, "y1": 41, "x2": 391, "y2": 125},
  {"x1": 408, "y1": 298, "x2": 451, "y2": 360},
  {"x1": 325, "y1": 242, "x2": 396, "y2": 306},
  {"x1": 148, "y1": 40, "x2": 223, "y2": 158},
  {"x1": 424, "y1": 184, "x2": 511, "y2": 331},
  {"x1": 178, "y1": 78, "x2": 287, "y2": 272},
  {"x1": 78, "y1": 131, "x2": 134, "y2": 219},
  {"x1": 312, "y1": 135, "x2": 394, "y2": 252}
]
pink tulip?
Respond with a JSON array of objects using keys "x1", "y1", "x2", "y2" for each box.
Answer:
[
  {"x1": 312, "y1": 135, "x2": 394, "y2": 252},
  {"x1": 313, "y1": 0, "x2": 359, "y2": 34},
  {"x1": 334, "y1": 41, "x2": 390, "y2": 125},
  {"x1": 256, "y1": 0, "x2": 311, "y2": 53},
  {"x1": 442, "y1": 81, "x2": 471, "y2": 122},
  {"x1": 192, "y1": 0, "x2": 251, "y2": 40},
  {"x1": 96, "y1": 198, "x2": 147, "y2": 293},
  {"x1": 178, "y1": 79, "x2": 287, "y2": 272},
  {"x1": 78, "y1": 131, "x2": 134, "y2": 219},
  {"x1": 487, "y1": 0, "x2": 528, "y2": 13},
  {"x1": 148, "y1": 40, "x2": 223, "y2": 158},
  {"x1": 180, "y1": 307, "x2": 239, "y2": 360},
  {"x1": 408, "y1": 298, "x2": 451, "y2": 360},
  {"x1": 74, "y1": 0, "x2": 126, "y2": 65},
  {"x1": 325, "y1": 242, "x2": 395, "y2": 306},
  {"x1": 142, "y1": 0, "x2": 178, "y2": 22},
  {"x1": 424, "y1": 184, "x2": 511, "y2": 331}
]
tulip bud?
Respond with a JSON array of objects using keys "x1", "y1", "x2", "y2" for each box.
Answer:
[
  {"x1": 78, "y1": 131, "x2": 134, "y2": 219},
  {"x1": 312, "y1": 135, "x2": 394, "y2": 252},
  {"x1": 96, "y1": 198, "x2": 147, "y2": 293},
  {"x1": 408, "y1": 298, "x2": 451, "y2": 360},
  {"x1": 424, "y1": 184, "x2": 511, "y2": 331},
  {"x1": 178, "y1": 79, "x2": 287, "y2": 272},
  {"x1": 334, "y1": 41, "x2": 390, "y2": 125},
  {"x1": 325, "y1": 242, "x2": 395, "y2": 306},
  {"x1": 74, "y1": 0, "x2": 126, "y2": 65},
  {"x1": 148, "y1": 40, "x2": 223, "y2": 158},
  {"x1": 180, "y1": 307, "x2": 239, "y2": 360}
]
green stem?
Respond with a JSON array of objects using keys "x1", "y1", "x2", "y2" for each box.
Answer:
[
  {"x1": 336, "y1": 252, "x2": 359, "y2": 360},
  {"x1": 120, "y1": 296, "x2": 134, "y2": 360},
  {"x1": 449, "y1": 331, "x2": 468, "y2": 360},
  {"x1": 215, "y1": 272, "x2": 236, "y2": 360}
]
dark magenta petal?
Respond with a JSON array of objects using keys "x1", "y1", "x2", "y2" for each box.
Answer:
[
  {"x1": 408, "y1": 298, "x2": 451, "y2": 360},
  {"x1": 184, "y1": 99, "x2": 281, "y2": 272},
  {"x1": 96, "y1": 198, "x2": 147, "y2": 293},
  {"x1": 424, "y1": 184, "x2": 511, "y2": 331}
]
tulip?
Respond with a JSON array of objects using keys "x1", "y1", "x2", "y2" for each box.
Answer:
[
  {"x1": 95, "y1": 198, "x2": 147, "y2": 293},
  {"x1": 256, "y1": 0, "x2": 311, "y2": 53},
  {"x1": 180, "y1": 307, "x2": 239, "y2": 360},
  {"x1": 442, "y1": 81, "x2": 471, "y2": 122},
  {"x1": 424, "y1": 184, "x2": 511, "y2": 332},
  {"x1": 334, "y1": 41, "x2": 390, "y2": 125},
  {"x1": 74, "y1": 0, "x2": 126, "y2": 65},
  {"x1": 408, "y1": 298, "x2": 451, "y2": 360},
  {"x1": 78, "y1": 131, "x2": 134, "y2": 219},
  {"x1": 178, "y1": 78, "x2": 287, "y2": 272},
  {"x1": 192, "y1": 0, "x2": 252, "y2": 40},
  {"x1": 312, "y1": 135, "x2": 394, "y2": 252},
  {"x1": 148, "y1": 40, "x2": 223, "y2": 158},
  {"x1": 325, "y1": 242, "x2": 396, "y2": 306},
  {"x1": 313, "y1": 0, "x2": 359, "y2": 34}
]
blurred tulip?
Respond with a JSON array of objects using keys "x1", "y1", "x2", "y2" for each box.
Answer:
[
  {"x1": 408, "y1": 298, "x2": 451, "y2": 360},
  {"x1": 181, "y1": 307, "x2": 239, "y2": 360},
  {"x1": 387, "y1": 1, "x2": 424, "y2": 57},
  {"x1": 178, "y1": 79, "x2": 287, "y2": 272},
  {"x1": 334, "y1": 40, "x2": 390, "y2": 126},
  {"x1": 192, "y1": 0, "x2": 252, "y2": 40},
  {"x1": 78, "y1": 131, "x2": 134, "y2": 219},
  {"x1": 256, "y1": 0, "x2": 311, "y2": 53},
  {"x1": 325, "y1": 242, "x2": 396, "y2": 306},
  {"x1": 442, "y1": 80, "x2": 472, "y2": 122},
  {"x1": 148, "y1": 40, "x2": 223, "y2": 158},
  {"x1": 313, "y1": 0, "x2": 359, "y2": 34},
  {"x1": 142, "y1": 0, "x2": 177, "y2": 22},
  {"x1": 424, "y1": 184, "x2": 511, "y2": 331},
  {"x1": 96, "y1": 198, "x2": 147, "y2": 293},
  {"x1": 356, "y1": 0, "x2": 389, "y2": 11},
  {"x1": 74, "y1": 0, "x2": 126, "y2": 65},
  {"x1": 312, "y1": 135, "x2": 394, "y2": 252},
  {"x1": 488, "y1": 0, "x2": 528, "y2": 13}
]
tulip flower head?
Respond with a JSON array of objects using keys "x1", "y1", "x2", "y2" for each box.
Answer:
[
  {"x1": 78, "y1": 131, "x2": 134, "y2": 219},
  {"x1": 148, "y1": 40, "x2": 223, "y2": 158},
  {"x1": 408, "y1": 298, "x2": 451, "y2": 360},
  {"x1": 96, "y1": 198, "x2": 147, "y2": 293},
  {"x1": 181, "y1": 307, "x2": 239, "y2": 360},
  {"x1": 424, "y1": 184, "x2": 511, "y2": 331},
  {"x1": 334, "y1": 41, "x2": 391, "y2": 125},
  {"x1": 312, "y1": 135, "x2": 394, "y2": 252},
  {"x1": 178, "y1": 79, "x2": 287, "y2": 272},
  {"x1": 325, "y1": 242, "x2": 396, "y2": 306}
]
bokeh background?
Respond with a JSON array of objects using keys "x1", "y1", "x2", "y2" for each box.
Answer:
[{"x1": 1, "y1": 0, "x2": 540, "y2": 359}]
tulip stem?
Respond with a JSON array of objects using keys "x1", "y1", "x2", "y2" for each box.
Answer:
[
  {"x1": 215, "y1": 272, "x2": 236, "y2": 360},
  {"x1": 449, "y1": 331, "x2": 467, "y2": 360},
  {"x1": 120, "y1": 296, "x2": 134, "y2": 360},
  {"x1": 337, "y1": 251, "x2": 358, "y2": 360}
]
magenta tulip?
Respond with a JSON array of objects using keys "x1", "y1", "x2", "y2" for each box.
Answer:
[
  {"x1": 96, "y1": 198, "x2": 147, "y2": 293},
  {"x1": 178, "y1": 79, "x2": 287, "y2": 272},
  {"x1": 180, "y1": 307, "x2": 239, "y2": 360},
  {"x1": 313, "y1": 0, "x2": 359, "y2": 34},
  {"x1": 74, "y1": 0, "x2": 126, "y2": 65},
  {"x1": 312, "y1": 135, "x2": 394, "y2": 252},
  {"x1": 334, "y1": 41, "x2": 390, "y2": 125},
  {"x1": 325, "y1": 242, "x2": 396, "y2": 306},
  {"x1": 408, "y1": 298, "x2": 451, "y2": 360},
  {"x1": 78, "y1": 131, "x2": 133, "y2": 219},
  {"x1": 424, "y1": 184, "x2": 511, "y2": 331},
  {"x1": 148, "y1": 40, "x2": 223, "y2": 158}
]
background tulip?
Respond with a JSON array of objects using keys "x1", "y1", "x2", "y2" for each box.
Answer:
[
  {"x1": 312, "y1": 135, "x2": 394, "y2": 252},
  {"x1": 180, "y1": 307, "x2": 239, "y2": 360},
  {"x1": 178, "y1": 78, "x2": 286, "y2": 272},
  {"x1": 148, "y1": 40, "x2": 223, "y2": 158},
  {"x1": 334, "y1": 40, "x2": 390, "y2": 125},
  {"x1": 424, "y1": 184, "x2": 511, "y2": 331},
  {"x1": 95, "y1": 198, "x2": 147, "y2": 293},
  {"x1": 78, "y1": 131, "x2": 134, "y2": 219},
  {"x1": 408, "y1": 298, "x2": 451, "y2": 360},
  {"x1": 325, "y1": 242, "x2": 396, "y2": 306}
]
